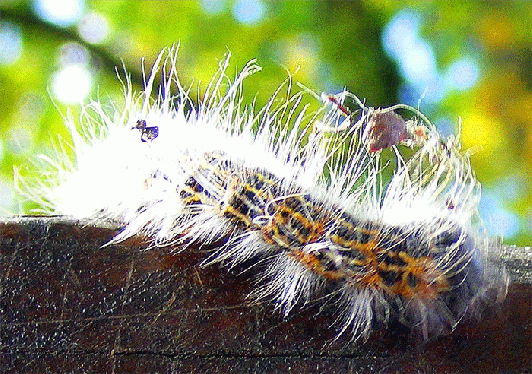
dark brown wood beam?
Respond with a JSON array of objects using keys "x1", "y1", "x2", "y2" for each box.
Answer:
[{"x1": 1, "y1": 217, "x2": 531, "y2": 373}]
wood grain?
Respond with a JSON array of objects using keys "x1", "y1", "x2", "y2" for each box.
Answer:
[{"x1": 1, "y1": 217, "x2": 530, "y2": 373}]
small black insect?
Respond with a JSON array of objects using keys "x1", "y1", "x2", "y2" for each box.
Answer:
[{"x1": 133, "y1": 119, "x2": 159, "y2": 142}]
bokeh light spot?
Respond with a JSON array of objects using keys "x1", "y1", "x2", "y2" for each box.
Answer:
[
  {"x1": 460, "y1": 111, "x2": 504, "y2": 152},
  {"x1": 78, "y1": 12, "x2": 109, "y2": 44},
  {"x1": 444, "y1": 57, "x2": 480, "y2": 91},
  {"x1": 434, "y1": 116, "x2": 454, "y2": 138},
  {"x1": 51, "y1": 65, "x2": 92, "y2": 104},
  {"x1": 397, "y1": 39, "x2": 437, "y2": 85},
  {"x1": 382, "y1": 9, "x2": 420, "y2": 60},
  {"x1": 33, "y1": 0, "x2": 85, "y2": 28},
  {"x1": 480, "y1": 191, "x2": 520, "y2": 239},
  {"x1": 233, "y1": 0, "x2": 265, "y2": 25},
  {"x1": 382, "y1": 9, "x2": 440, "y2": 104},
  {"x1": 58, "y1": 42, "x2": 91, "y2": 65},
  {"x1": 0, "y1": 22, "x2": 23, "y2": 65}
]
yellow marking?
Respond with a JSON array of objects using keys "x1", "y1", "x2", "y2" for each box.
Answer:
[
  {"x1": 264, "y1": 200, "x2": 325, "y2": 246},
  {"x1": 222, "y1": 204, "x2": 253, "y2": 227},
  {"x1": 330, "y1": 232, "x2": 379, "y2": 257},
  {"x1": 290, "y1": 249, "x2": 344, "y2": 280},
  {"x1": 263, "y1": 224, "x2": 291, "y2": 249},
  {"x1": 243, "y1": 182, "x2": 264, "y2": 196},
  {"x1": 395, "y1": 251, "x2": 449, "y2": 299},
  {"x1": 180, "y1": 184, "x2": 217, "y2": 206},
  {"x1": 329, "y1": 228, "x2": 450, "y2": 300},
  {"x1": 182, "y1": 196, "x2": 201, "y2": 204}
]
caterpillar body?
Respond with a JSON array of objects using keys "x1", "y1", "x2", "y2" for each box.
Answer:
[{"x1": 27, "y1": 50, "x2": 508, "y2": 341}]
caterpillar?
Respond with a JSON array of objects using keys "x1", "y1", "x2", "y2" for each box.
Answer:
[{"x1": 23, "y1": 49, "x2": 508, "y2": 341}]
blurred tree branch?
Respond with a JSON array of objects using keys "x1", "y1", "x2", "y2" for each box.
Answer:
[{"x1": 1, "y1": 5, "x2": 146, "y2": 87}]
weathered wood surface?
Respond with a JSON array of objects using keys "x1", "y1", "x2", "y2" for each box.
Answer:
[{"x1": 1, "y1": 217, "x2": 531, "y2": 374}]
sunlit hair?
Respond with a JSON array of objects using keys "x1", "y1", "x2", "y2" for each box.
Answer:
[{"x1": 19, "y1": 47, "x2": 508, "y2": 341}]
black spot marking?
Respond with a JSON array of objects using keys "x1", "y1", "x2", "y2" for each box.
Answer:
[
  {"x1": 432, "y1": 229, "x2": 461, "y2": 248},
  {"x1": 229, "y1": 196, "x2": 250, "y2": 216},
  {"x1": 378, "y1": 270, "x2": 398, "y2": 287},
  {"x1": 407, "y1": 273, "x2": 418, "y2": 288},
  {"x1": 338, "y1": 249, "x2": 366, "y2": 261},
  {"x1": 378, "y1": 252, "x2": 407, "y2": 267},
  {"x1": 315, "y1": 251, "x2": 339, "y2": 272},
  {"x1": 358, "y1": 231, "x2": 372, "y2": 245}
]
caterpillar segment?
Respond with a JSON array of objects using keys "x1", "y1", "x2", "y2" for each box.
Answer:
[
  {"x1": 34, "y1": 51, "x2": 508, "y2": 341},
  {"x1": 175, "y1": 155, "x2": 456, "y2": 305}
]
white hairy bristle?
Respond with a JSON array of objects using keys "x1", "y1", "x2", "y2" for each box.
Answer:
[{"x1": 21, "y1": 48, "x2": 508, "y2": 342}]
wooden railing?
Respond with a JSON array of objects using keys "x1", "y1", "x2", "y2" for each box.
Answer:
[{"x1": 1, "y1": 217, "x2": 531, "y2": 373}]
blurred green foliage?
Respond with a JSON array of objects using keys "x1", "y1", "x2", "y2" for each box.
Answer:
[{"x1": 0, "y1": 0, "x2": 530, "y2": 246}]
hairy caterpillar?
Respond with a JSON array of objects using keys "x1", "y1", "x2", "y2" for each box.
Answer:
[{"x1": 23, "y1": 49, "x2": 508, "y2": 342}]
